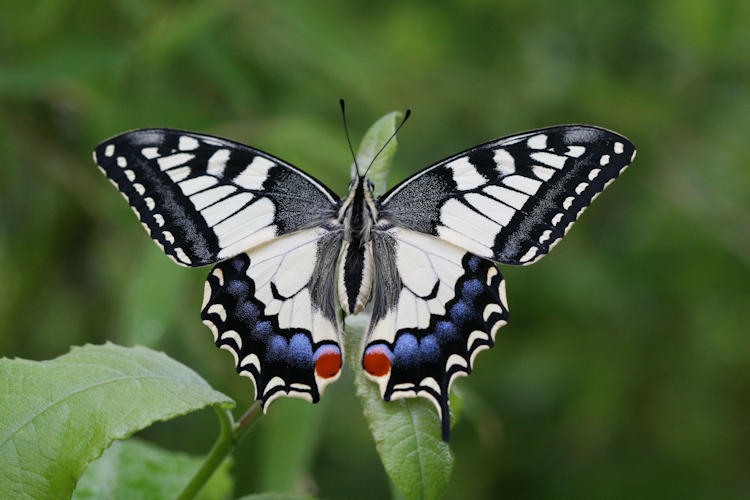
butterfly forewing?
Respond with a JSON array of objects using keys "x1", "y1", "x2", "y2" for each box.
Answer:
[
  {"x1": 380, "y1": 125, "x2": 636, "y2": 265},
  {"x1": 93, "y1": 128, "x2": 339, "y2": 267}
]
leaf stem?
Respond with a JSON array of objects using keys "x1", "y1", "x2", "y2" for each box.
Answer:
[
  {"x1": 232, "y1": 401, "x2": 264, "y2": 444},
  {"x1": 176, "y1": 402, "x2": 263, "y2": 500}
]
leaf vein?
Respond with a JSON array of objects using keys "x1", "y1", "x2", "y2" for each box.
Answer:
[{"x1": 0, "y1": 374, "x2": 196, "y2": 450}]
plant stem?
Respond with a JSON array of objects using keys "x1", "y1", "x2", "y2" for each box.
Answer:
[
  {"x1": 232, "y1": 401, "x2": 264, "y2": 444},
  {"x1": 176, "y1": 402, "x2": 263, "y2": 500}
]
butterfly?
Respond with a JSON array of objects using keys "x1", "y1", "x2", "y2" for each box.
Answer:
[{"x1": 94, "y1": 105, "x2": 635, "y2": 441}]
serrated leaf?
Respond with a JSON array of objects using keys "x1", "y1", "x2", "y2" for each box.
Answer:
[
  {"x1": 352, "y1": 110, "x2": 403, "y2": 196},
  {"x1": 346, "y1": 314, "x2": 454, "y2": 500},
  {"x1": 72, "y1": 438, "x2": 233, "y2": 500},
  {"x1": 0, "y1": 342, "x2": 234, "y2": 500}
]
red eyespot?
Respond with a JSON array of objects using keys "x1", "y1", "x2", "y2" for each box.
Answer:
[
  {"x1": 363, "y1": 348, "x2": 392, "y2": 377},
  {"x1": 315, "y1": 351, "x2": 342, "y2": 378}
]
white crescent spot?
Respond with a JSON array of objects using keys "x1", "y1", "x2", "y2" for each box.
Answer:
[
  {"x1": 207, "y1": 303, "x2": 227, "y2": 322},
  {"x1": 221, "y1": 329, "x2": 243, "y2": 349}
]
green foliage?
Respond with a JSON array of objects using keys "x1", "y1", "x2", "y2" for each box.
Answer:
[
  {"x1": 72, "y1": 438, "x2": 233, "y2": 500},
  {"x1": 0, "y1": 343, "x2": 233, "y2": 499},
  {"x1": 256, "y1": 398, "x2": 322, "y2": 492}
]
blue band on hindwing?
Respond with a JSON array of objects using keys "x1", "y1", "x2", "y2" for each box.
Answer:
[
  {"x1": 393, "y1": 333, "x2": 419, "y2": 368},
  {"x1": 289, "y1": 333, "x2": 314, "y2": 369}
]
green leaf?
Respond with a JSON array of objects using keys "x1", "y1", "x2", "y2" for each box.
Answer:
[
  {"x1": 0, "y1": 342, "x2": 234, "y2": 500},
  {"x1": 257, "y1": 398, "x2": 323, "y2": 492},
  {"x1": 352, "y1": 110, "x2": 404, "y2": 196},
  {"x1": 346, "y1": 314, "x2": 454, "y2": 500},
  {"x1": 72, "y1": 438, "x2": 233, "y2": 500}
]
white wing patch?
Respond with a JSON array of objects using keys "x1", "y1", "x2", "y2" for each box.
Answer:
[
  {"x1": 234, "y1": 157, "x2": 275, "y2": 190},
  {"x1": 527, "y1": 133, "x2": 547, "y2": 149},
  {"x1": 493, "y1": 148, "x2": 516, "y2": 175},
  {"x1": 241, "y1": 229, "x2": 337, "y2": 343},
  {"x1": 446, "y1": 157, "x2": 485, "y2": 190},
  {"x1": 369, "y1": 228, "x2": 468, "y2": 344}
]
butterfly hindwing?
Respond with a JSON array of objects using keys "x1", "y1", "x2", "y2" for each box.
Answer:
[
  {"x1": 201, "y1": 227, "x2": 344, "y2": 409},
  {"x1": 94, "y1": 128, "x2": 339, "y2": 267},
  {"x1": 380, "y1": 125, "x2": 636, "y2": 265},
  {"x1": 362, "y1": 227, "x2": 508, "y2": 441}
]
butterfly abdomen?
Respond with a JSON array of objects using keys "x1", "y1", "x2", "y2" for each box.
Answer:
[{"x1": 338, "y1": 240, "x2": 374, "y2": 314}]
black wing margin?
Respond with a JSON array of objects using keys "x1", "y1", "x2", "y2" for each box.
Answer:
[
  {"x1": 93, "y1": 128, "x2": 339, "y2": 267},
  {"x1": 379, "y1": 126, "x2": 636, "y2": 265}
]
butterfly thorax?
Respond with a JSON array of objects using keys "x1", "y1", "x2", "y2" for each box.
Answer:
[{"x1": 337, "y1": 177, "x2": 377, "y2": 315}]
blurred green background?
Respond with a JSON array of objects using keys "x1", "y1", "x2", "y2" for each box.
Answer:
[{"x1": 2, "y1": 1, "x2": 749, "y2": 498}]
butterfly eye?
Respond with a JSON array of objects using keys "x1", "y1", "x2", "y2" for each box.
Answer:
[
  {"x1": 367, "y1": 179, "x2": 374, "y2": 191},
  {"x1": 348, "y1": 179, "x2": 356, "y2": 190}
]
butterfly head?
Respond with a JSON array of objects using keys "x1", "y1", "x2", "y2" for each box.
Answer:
[{"x1": 348, "y1": 177, "x2": 375, "y2": 193}]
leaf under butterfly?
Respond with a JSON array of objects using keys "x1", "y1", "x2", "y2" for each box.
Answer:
[
  {"x1": 0, "y1": 343, "x2": 233, "y2": 500},
  {"x1": 347, "y1": 111, "x2": 454, "y2": 500},
  {"x1": 347, "y1": 313, "x2": 453, "y2": 500}
]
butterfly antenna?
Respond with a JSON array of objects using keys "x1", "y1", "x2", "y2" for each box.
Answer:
[
  {"x1": 340, "y1": 99, "x2": 361, "y2": 177},
  {"x1": 363, "y1": 109, "x2": 411, "y2": 177}
]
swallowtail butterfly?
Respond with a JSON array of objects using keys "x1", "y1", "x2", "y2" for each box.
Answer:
[{"x1": 94, "y1": 106, "x2": 635, "y2": 441}]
